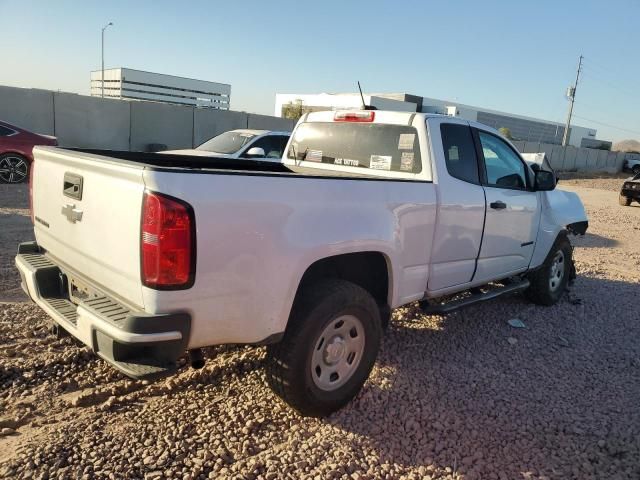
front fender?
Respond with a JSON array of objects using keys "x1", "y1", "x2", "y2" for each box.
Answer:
[{"x1": 529, "y1": 188, "x2": 588, "y2": 269}]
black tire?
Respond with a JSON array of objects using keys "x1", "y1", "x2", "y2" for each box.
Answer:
[
  {"x1": 266, "y1": 279, "x2": 382, "y2": 417},
  {"x1": 525, "y1": 235, "x2": 573, "y2": 306},
  {"x1": 619, "y1": 193, "x2": 632, "y2": 206},
  {"x1": 0, "y1": 153, "x2": 29, "y2": 184},
  {"x1": 633, "y1": 164, "x2": 640, "y2": 175}
]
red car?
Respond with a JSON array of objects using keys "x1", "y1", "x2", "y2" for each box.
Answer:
[{"x1": 0, "y1": 120, "x2": 57, "y2": 184}]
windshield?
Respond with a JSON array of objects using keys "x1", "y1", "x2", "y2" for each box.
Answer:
[
  {"x1": 196, "y1": 131, "x2": 256, "y2": 154},
  {"x1": 287, "y1": 122, "x2": 422, "y2": 173}
]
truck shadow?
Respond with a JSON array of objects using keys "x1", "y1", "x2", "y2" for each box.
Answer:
[
  {"x1": 572, "y1": 232, "x2": 620, "y2": 248},
  {"x1": 329, "y1": 274, "x2": 640, "y2": 478}
]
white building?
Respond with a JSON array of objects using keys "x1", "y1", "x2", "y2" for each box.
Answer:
[
  {"x1": 91, "y1": 68, "x2": 230, "y2": 109},
  {"x1": 275, "y1": 92, "x2": 597, "y2": 147}
]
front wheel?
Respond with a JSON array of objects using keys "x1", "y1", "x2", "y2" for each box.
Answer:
[
  {"x1": 619, "y1": 193, "x2": 632, "y2": 206},
  {"x1": 266, "y1": 279, "x2": 382, "y2": 417},
  {"x1": 525, "y1": 235, "x2": 573, "y2": 306},
  {"x1": 0, "y1": 154, "x2": 29, "y2": 184},
  {"x1": 633, "y1": 164, "x2": 640, "y2": 175}
]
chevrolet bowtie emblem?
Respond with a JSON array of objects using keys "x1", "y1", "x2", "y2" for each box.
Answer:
[{"x1": 61, "y1": 204, "x2": 83, "y2": 223}]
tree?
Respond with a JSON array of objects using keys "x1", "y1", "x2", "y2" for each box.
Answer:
[
  {"x1": 498, "y1": 127, "x2": 514, "y2": 140},
  {"x1": 281, "y1": 100, "x2": 310, "y2": 122}
]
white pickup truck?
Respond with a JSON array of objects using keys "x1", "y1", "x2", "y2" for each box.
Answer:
[{"x1": 16, "y1": 110, "x2": 588, "y2": 416}]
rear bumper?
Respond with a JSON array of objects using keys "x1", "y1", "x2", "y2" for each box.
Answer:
[{"x1": 15, "y1": 241, "x2": 190, "y2": 379}]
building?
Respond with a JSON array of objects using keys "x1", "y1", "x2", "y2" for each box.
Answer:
[
  {"x1": 275, "y1": 92, "x2": 598, "y2": 147},
  {"x1": 580, "y1": 138, "x2": 612, "y2": 150},
  {"x1": 91, "y1": 68, "x2": 230, "y2": 109}
]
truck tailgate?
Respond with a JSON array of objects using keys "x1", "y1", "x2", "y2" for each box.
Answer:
[{"x1": 32, "y1": 147, "x2": 146, "y2": 308}]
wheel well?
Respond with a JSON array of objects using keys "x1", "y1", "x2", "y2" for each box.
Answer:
[{"x1": 297, "y1": 252, "x2": 390, "y2": 307}]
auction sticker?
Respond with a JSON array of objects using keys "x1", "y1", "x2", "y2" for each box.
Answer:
[
  {"x1": 398, "y1": 133, "x2": 415, "y2": 150},
  {"x1": 370, "y1": 155, "x2": 392, "y2": 170},
  {"x1": 400, "y1": 152, "x2": 414, "y2": 171},
  {"x1": 334, "y1": 158, "x2": 360, "y2": 167}
]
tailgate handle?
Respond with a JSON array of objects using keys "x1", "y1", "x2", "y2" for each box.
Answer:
[{"x1": 63, "y1": 173, "x2": 83, "y2": 201}]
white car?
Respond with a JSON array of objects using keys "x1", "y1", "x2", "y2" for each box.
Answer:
[
  {"x1": 16, "y1": 109, "x2": 587, "y2": 416},
  {"x1": 162, "y1": 129, "x2": 290, "y2": 161},
  {"x1": 623, "y1": 158, "x2": 640, "y2": 175}
]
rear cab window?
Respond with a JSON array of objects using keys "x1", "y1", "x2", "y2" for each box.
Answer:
[
  {"x1": 285, "y1": 112, "x2": 426, "y2": 179},
  {"x1": 440, "y1": 123, "x2": 480, "y2": 184}
]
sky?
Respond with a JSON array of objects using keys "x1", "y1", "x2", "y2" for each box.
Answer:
[{"x1": 1, "y1": 0, "x2": 639, "y2": 142}]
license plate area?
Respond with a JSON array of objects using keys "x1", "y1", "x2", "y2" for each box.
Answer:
[{"x1": 68, "y1": 275, "x2": 100, "y2": 304}]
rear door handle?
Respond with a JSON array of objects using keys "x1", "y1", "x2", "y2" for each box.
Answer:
[{"x1": 490, "y1": 201, "x2": 507, "y2": 210}]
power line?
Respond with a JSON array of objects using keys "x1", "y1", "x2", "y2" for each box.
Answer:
[
  {"x1": 580, "y1": 67, "x2": 637, "y2": 98},
  {"x1": 572, "y1": 114, "x2": 640, "y2": 136}
]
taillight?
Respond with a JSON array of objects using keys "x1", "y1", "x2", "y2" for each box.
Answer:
[
  {"x1": 334, "y1": 110, "x2": 375, "y2": 122},
  {"x1": 141, "y1": 191, "x2": 195, "y2": 289},
  {"x1": 29, "y1": 160, "x2": 34, "y2": 224}
]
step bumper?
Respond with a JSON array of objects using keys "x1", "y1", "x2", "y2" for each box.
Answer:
[{"x1": 15, "y1": 241, "x2": 190, "y2": 379}]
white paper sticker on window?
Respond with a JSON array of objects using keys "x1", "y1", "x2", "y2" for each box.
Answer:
[
  {"x1": 400, "y1": 152, "x2": 414, "y2": 171},
  {"x1": 306, "y1": 150, "x2": 323, "y2": 162},
  {"x1": 448, "y1": 146, "x2": 459, "y2": 161},
  {"x1": 398, "y1": 133, "x2": 415, "y2": 150},
  {"x1": 370, "y1": 155, "x2": 392, "y2": 170}
]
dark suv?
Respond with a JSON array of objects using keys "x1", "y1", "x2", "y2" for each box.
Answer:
[{"x1": 619, "y1": 173, "x2": 640, "y2": 206}]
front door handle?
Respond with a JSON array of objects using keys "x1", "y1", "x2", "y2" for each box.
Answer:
[{"x1": 490, "y1": 201, "x2": 507, "y2": 210}]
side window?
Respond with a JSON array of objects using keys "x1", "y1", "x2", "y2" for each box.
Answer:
[
  {"x1": 440, "y1": 124, "x2": 479, "y2": 184},
  {"x1": 265, "y1": 136, "x2": 288, "y2": 159},
  {"x1": 0, "y1": 126, "x2": 15, "y2": 136},
  {"x1": 478, "y1": 131, "x2": 527, "y2": 189},
  {"x1": 243, "y1": 137, "x2": 273, "y2": 158}
]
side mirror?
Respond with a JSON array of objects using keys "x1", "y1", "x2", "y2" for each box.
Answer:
[
  {"x1": 245, "y1": 147, "x2": 265, "y2": 158},
  {"x1": 534, "y1": 170, "x2": 556, "y2": 191}
]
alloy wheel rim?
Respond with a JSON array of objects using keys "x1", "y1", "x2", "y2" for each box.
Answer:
[
  {"x1": 311, "y1": 314, "x2": 365, "y2": 391},
  {"x1": 549, "y1": 250, "x2": 565, "y2": 292},
  {"x1": 0, "y1": 156, "x2": 28, "y2": 183}
]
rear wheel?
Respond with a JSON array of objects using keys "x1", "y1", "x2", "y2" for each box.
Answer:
[
  {"x1": 0, "y1": 154, "x2": 29, "y2": 184},
  {"x1": 266, "y1": 279, "x2": 382, "y2": 417},
  {"x1": 525, "y1": 235, "x2": 573, "y2": 306},
  {"x1": 619, "y1": 193, "x2": 632, "y2": 206}
]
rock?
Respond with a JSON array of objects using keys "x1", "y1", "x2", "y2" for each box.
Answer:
[
  {"x1": 508, "y1": 319, "x2": 526, "y2": 328},
  {"x1": 507, "y1": 337, "x2": 518, "y2": 345},
  {"x1": 0, "y1": 427, "x2": 16, "y2": 436}
]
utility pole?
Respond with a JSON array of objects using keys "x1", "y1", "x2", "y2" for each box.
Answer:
[
  {"x1": 562, "y1": 54, "x2": 583, "y2": 146},
  {"x1": 101, "y1": 22, "x2": 113, "y2": 98}
]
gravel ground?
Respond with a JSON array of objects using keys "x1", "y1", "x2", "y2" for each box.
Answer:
[
  {"x1": 558, "y1": 172, "x2": 633, "y2": 193},
  {"x1": 1, "y1": 179, "x2": 639, "y2": 480}
]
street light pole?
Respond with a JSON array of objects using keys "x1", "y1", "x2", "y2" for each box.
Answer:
[{"x1": 101, "y1": 22, "x2": 113, "y2": 98}]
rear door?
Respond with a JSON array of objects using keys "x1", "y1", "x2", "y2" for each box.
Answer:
[
  {"x1": 32, "y1": 148, "x2": 146, "y2": 308},
  {"x1": 472, "y1": 129, "x2": 540, "y2": 283}
]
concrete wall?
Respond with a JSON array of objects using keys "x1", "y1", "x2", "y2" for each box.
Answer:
[
  {"x1": 511, "y1": 139, "x2": 625, "y2": 173},
  {"x1": 130, "y1": 102, "x2": 194, "y2": 151},
  {"x1": 0, "y1": 86, "x2": 54, "y2": 135},
  {"x1": 0, "y1": 85, "x2": 293, "y2": 152},
  {"x1": 54, "y1": 93, "x2": 130, "y2": 150},
  {"x1": 247, "y1": 113, "x2": 294, "y2": 131},
  {"x1": 193, "y1": 109, "x2": 248, "y2": 146}
]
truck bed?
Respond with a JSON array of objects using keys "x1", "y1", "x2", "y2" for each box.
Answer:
[{"x1": 66, "y1": 148, "x2": 426, "y2": 181}]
